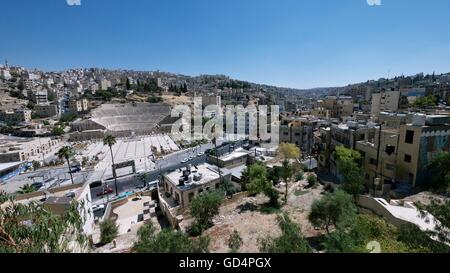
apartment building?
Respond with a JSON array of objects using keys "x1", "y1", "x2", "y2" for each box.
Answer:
[
  {"x1": 279, "y1": 117, "x2": 317, "y2": 154},
  {"x1": 2, "y1": 183, "x2": 95, "y2": 236},
  {"x1": 0, "y1": 135, "x2": 61, "y2": 163},
  {"x1": 319, "y1": 96, "x2": 354, "y2": 119},
  {"x1": 27, "y1": 89, "x2": 49, "y2": 105},
  {"x1": 371, "y1": 90, "x2": 401, "y2": 117},
  {"x1": 159, "y1": 163, "x2": 232, "y2": 227},
  {"x1": 68, "y1": 98, "x2": 89, "y2": 114},
  {"x1": 0, "y1": 108, "x2": 32, "y2": 125},
  {"x1": 356, "y1": 114, "x2": 450, "y2": 195},
  {"x1": 34, "y1": 104, "x2": 58, "y2": 118}
]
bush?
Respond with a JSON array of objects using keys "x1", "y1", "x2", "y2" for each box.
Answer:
[
  {"x1": 307, "y1": 175, "x2": 317, "y2": 188},
  {"x1": 100, "y1": 219, "x2": 118, "y2": 245},
  {"x1": 147, "y1": 96, "x2": 163, "y2": 103},
  {"x1": 133, "y1": 222, "x2": 210, "y2": 253},
  {"x1": 296, "y1": 171, "x2": 304, "y2": 181},
  {"x1": 228, "y1": 230, "x2": 243, "y2": 253}
]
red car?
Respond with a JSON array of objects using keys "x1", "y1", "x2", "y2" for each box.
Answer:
[{"x1": 97, "y1": 187, "x2": 114, "y2": 197}]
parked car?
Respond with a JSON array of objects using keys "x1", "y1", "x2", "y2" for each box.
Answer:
[
  {"x1": 197, "y1": 152, "x2": 205, "y2": 157},
  {"x1": 31, "y1": 182, "x2": 44, "y2": 191},
  {"x1": 181, "y1": 158, "x2": 189, "y2": 164},
  {"x1": 96, "y1": 187, "x2": 113, "y2": 197},
  {"x1": 92, "y1": 204, "x2": 105, "y2": 212}
]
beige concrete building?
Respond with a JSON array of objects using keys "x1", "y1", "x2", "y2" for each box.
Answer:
[
  {"x1": 319, "y1": 96, "x2": 354, "y2": 119},
  {"x1": 68, "y1": 98, "x2": 89, "y2": 114},
  {"x1": 371, "y1": 90, "x2": 400, "y2": 117},
  {"x1": 208, "y1": 148, "x2": 249, "y2": 169},
  {"x1": 2, "y1": 183, "x2": 95, "y2": 235},
  {"x1": 0, "y1": 135, "x2": 61, "y2": 163},
  {"x1": 34, "y1": 104, "x2": 58, "y2": 118},
  {"x1": 356, "y1": 114, "x2": 450, "y2": 195},
  {"x1": 159, "y1": 163, "x2": 231, "y2": 227},
  {"x1": 0, "y1": 108, "x2": 32, "y2": 125}
]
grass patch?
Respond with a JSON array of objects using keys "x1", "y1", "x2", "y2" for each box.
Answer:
[
  {"x1": 259, "y1": 204, "x2": 282, "y2": 214},
  {"x1": 294, "y1": 190, "x2": 309, "y2": 197}
]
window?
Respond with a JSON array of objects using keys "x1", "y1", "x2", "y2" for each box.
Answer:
[
  {"x1": 405, "y1": 130, "x2": 414, "y2": 144},
  {"x1": 369, "y1": 158, "x2": 377, "y2": 166},
  {"x1": 198, "y1": 189, "x2": 203, "y2": 194},
  {"x1": 385, "y1": 163, "x2": 395, "y2": 171},
  {"x1": 189, "y1": 192, "x2": 194, "y2": 202},
  {"x1": 404, "y1": 154, "x2": 412, "y2": 163}
]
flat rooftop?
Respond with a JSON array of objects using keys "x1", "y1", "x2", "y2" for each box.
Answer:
[
  {"x1": 219, "y1": 149, "x2": 249, "y2": 162},
  {"x1": 165, "y1": 163, "x2": 230, "y2": 191}
]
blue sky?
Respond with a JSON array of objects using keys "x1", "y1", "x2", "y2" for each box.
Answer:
[{"x1": 1, "y1": 0, "x2": 450, "y2": 89}]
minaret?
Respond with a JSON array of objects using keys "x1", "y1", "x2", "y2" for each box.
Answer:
[{"x1": 4, "y1": 59, "x2": 9, "y2": 68}]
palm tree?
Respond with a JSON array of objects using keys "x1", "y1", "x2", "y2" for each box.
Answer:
[
  {"x1": 211, "y1": 126, "x2": 225, "y2": 195},
  {"x1": 17, "y1": 184, "x2": 37, "y2": 194},
  {"x1": 57, "y1": 146, "x2": 75, "y2": 185},
  {"x1": 103, "y1": 134, "x2": 119, "y2": 196}
]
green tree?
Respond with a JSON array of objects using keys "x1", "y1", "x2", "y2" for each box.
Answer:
[
  {"x1": 60, "y1": 112, "x2": 78, "y2": 123},
  {"x1": 0, "y1": 191, "x2": 12, "y2": 205},
  {"x1": 133, "y1": 222, "x2": 210, "y2": 253},
  {"x1": 277, "y1": 143, "x2": 301, "y2": 160},
  {"x1": 322, "y1": 213, "x2": 450, "y2": 253},
  {"x1": 333, "y1": 146, "x2": 364, "y2": 197},
  {"x1": 281, "y1": 160, "x2": 293, "y2": 204},
  {"x1": 259, "y1": 213, "x2": 311, "y2": 253},
  {"x1": 103, "y1": 135, "x2": 119, "y2": 196},
  {"x1": 428, "y1": 152, "x2": 450, "y2": 192},
  {"x1": 308, "y1": 190, "x2": 357, "y2": 234},
  {"x1": 100, "y1": 219, "x2": 118, "y2": 245},
  {"x1": 52, "y1": 125, "x2": 65, "y2": 136},
  {"x1": 416, "y1": 199, "x2": 450, "y2": 246},
  {"x1": 56, "y1": 146, "x2": 75, "y2": 185},
  {"x1": 228, "y1": 230, "x2": 243, "y2": 253},
  {"x1": 17, "y1": 184, "x2": 37, "y2": 194},
  {"x1": 138, "y1": 172, "x2": 149, "y2": 188},
  {"x1": 307, "y1": 174, "x2": 317, "y2": 188},
  {"x1": 0, "y1": 201, "x2": 87, "y2": 253},
  {"x1": 246, "y1": 162, "x2": 279, "y2": 207},
  {"x1": 413, "y1": 95, "x2": 438, "y2": 108},
  {"x1": 32, "y1": 160, "x2": 41, "y2": 171},
  {"x1": 190, "y1": 191, "x2": 222, "y2": 231}
]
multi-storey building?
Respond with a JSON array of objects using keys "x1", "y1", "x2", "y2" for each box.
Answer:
[
  {"x1": 356, "y1": 114, "x2": 450, "y2": 195},
  {"x1": 371, "y1": 90, "x2": 400, "y2": 117}
]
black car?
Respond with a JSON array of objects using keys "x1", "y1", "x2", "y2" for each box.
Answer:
[{"x1": 31, "y1": 182, "x2": 43, "y2": 190}]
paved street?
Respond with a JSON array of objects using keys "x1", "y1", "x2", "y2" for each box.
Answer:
[{"x1": 90, "y1": 140, "x2": 244, "y2": 204}]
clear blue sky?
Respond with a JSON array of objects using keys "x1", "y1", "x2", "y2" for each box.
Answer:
[{"x1": 1, "y1": 0, "x2": 450, "y2": 89}]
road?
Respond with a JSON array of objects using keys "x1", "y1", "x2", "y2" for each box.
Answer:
[{"x1": 91, "y1": 140, "x2": 244, "y2": 204}]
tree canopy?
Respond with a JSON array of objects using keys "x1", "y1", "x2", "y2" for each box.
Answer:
[
  {"x1": 259, "y1": 213, "x2": 312, "y2": 253},
  {"x1": 309, "y1": 190, "x2": 357, "y2": 234},
  {"x1": 0, "y1": 201, "x2": 87, "y2": 253},
  {"x1": 190, "y1": 191, "x2": 223, "y2": 231},
  {"x1": 133, "y1": 223, "x2": 210, "y2": 253},
  {"x1": 333, "y1": 146, "x2": 364, "y2": 197},
  {"x1": 277, "y1": 143, "x2": 301, "y2": 160},
  {"x1": 428, "y1": 151, "x2": 450, "y2": 192}
]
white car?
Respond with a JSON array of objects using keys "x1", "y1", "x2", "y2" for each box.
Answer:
[
  {"x1": 197, "y1": 152, "x2": 205, "y2": 157},
  {"x1": 188, "y1": 155, "x2": 194, "y2": 160},
  {"x1": 181, "y1": 158, "x2": 189, "y2": 164},
  {"x1": 92, "y1": 204, "x2": 105, "y2": 212}
]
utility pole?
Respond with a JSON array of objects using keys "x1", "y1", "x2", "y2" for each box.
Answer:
[{"x1": 374, "y1": 122, "x2": 383, "y2": 197}]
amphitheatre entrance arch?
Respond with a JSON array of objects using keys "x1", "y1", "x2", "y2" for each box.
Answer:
[{"x1": 112, "y1": 160, "x2": 136, "y2": 178}]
